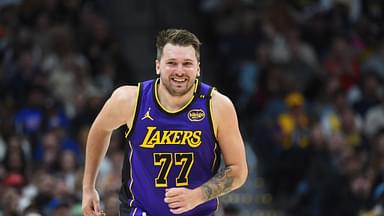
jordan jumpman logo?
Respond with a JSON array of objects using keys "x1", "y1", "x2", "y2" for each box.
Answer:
[{"x1": 141, "y1": 107, "x2": 154, "y2": 121}]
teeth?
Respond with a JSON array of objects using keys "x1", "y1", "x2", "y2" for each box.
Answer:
[{"x1": 173, "y1": 78, "x2": 186, "y2": 82}]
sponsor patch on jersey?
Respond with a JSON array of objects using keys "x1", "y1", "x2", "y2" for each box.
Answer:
[{"x1": 188, "y1": 109, "x2": 205, "y2": 122}]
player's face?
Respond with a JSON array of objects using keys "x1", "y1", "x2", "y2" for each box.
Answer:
[{"x1": 156, "y1": 43, "x2": 200, "y2": 96}]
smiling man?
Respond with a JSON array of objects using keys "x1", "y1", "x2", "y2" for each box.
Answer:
[{"x1": 82, "y1": 29, "x2": 248, "y2": 216}]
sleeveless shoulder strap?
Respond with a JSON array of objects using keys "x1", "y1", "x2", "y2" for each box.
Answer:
[
  {"x1": 125, "y1": 80, "x2": 152, "y2": 139},
  {"x1": 196, "y1": 81, "x2": 214, "y2": 100}
]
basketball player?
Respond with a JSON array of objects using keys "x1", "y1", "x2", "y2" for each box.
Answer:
[{"x1": 82, "y1": 29, "x2": 248, "y2": 216}]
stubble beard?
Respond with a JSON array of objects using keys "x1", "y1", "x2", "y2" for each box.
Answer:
[{"x1": 163, "y1": 78, "x2": 195, "y2": 97}]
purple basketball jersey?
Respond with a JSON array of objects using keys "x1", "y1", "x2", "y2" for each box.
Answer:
[{"x1": 119, "y1": 79, "x2": 221, "y2": 216}]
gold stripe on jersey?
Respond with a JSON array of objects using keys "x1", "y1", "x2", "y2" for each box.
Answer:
[
  {"x1": 128, "y1": 140, "x2": 136, "y2": 207},
  {"x1": 209, "y1": 88, "x2": 219, "y2": 172},
  {"x1": 132, "y1": 208, "x2": 137, "y2": 215},
  {"x1": 211, "y1": 142, "x2": 218, "y2": 172},
  {"x1": 125, "y1": 83, "x2": 141, "y2": 138},
  {"x1": 209, "y1": 88, "x2": 217, "y2": 138},
  {"x1": 154, "y1": 78, "x2": 199, "y2": 114}
]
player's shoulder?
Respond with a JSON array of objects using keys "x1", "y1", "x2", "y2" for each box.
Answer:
[
  {"x1": 110, "y1": 85, "x2": 138, "y2": 105},
  {"x1": 210, "y1": 89, "x2": 237, "y2": 129},
  {"x1": 211, "y1": 89, "x2": 233, "y2": 108}
]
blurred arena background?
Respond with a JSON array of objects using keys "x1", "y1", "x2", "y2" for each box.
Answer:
[{"x1": 1, "y1": 0, "x2": 384, "y2": 215}]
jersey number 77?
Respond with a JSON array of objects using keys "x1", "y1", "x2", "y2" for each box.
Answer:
[{"x1": 153, "y1": 152, "x2": 194, "y2": 187}]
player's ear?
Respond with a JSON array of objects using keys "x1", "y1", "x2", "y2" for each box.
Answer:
[
  {"x1": 155, "y1": 59, "x2": 160, "y2": 75},
  {"x1": 197, "y1": 62, "x2": 200, "y2": 77}
]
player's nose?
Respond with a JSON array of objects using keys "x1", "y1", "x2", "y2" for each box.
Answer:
[{"x1": 175, "y1": 64, "x2": 185, "y2": 75}]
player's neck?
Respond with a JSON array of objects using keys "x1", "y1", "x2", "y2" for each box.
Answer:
[{"x1": 157, "y1": 82, "x2": 195, "y2": 112}]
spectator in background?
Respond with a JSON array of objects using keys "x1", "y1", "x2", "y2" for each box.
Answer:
[
  {"x1": 14, "y1": 86, "x2": 46, "y2": 138},
  {"x1": 339, "y1": 108, "x2": 364, "y2": 148},
  {"x1": 352, "y1": 72, "x2": 382, "y2": 117},
  {"x1": 51, "y1": 202, "x2": 71, "y2": 216},
  {"x1": 322, "y1": 35, "x2": 361, "y2": 93},
  {"x1": 269, "y1": 92, "x2": 311, "y2": 205},
  {"x1": 277, "y1": 92, "x2": 310, "y2": 149},
  {"x1": 364, "y1": 97, "x2": 384, "y2": 138},
  {"x1": 320, "y1": 89, "x2": 362, "y2": 140},
  {"x1": 362, "y1": 40, "x2": 384, "y2": 79},
  {"x1": 33, "y1": 130, "x2": 60, "y2": 173},
  {"x1": 2, "y1": 136, "x2": 28, "y2": 189},
  {"x1": 57, "y1": 149, "x2": 79, "y2": 194},
  {"x1": 0, "y1": 187, "x2": 21, "y2": 216}
]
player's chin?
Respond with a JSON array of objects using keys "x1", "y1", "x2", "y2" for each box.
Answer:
[
  {"x1": 174, "y1": 83, "x2": 195, "y2": 95},
  {"x1": 170, "y1": 87, "x2": 189, "y2": 96}
]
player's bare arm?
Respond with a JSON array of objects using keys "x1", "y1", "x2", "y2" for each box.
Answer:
[
  {"x1": 164, "y1": 90, "x2": 248, "y2": 214},
  {"x1": 200, "y1": 90, "x2": 248, "y2": 200},
  {"x1": 82, "y1": 86, "x2": 137, "y2": 216}
]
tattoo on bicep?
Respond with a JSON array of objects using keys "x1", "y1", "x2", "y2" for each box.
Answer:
[{"x1": 201, "y1": 167, "x2": 234, "y2": 201}]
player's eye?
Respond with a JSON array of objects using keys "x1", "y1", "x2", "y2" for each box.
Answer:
[
  {"x1": 167, "y1": 62, "x2": 177, "y2": 66},
  {"x1": 183, "y1": 62, "x2": 193, "y2": 67}
]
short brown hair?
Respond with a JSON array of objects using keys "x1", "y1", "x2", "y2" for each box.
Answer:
[{"x1": 156, "y1": 29, "x2": 201, "y2": 61}]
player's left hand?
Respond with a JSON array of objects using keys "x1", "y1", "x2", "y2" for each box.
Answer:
[{"x1": 164, "y1": 187, "x2": 203, "y2": 214}]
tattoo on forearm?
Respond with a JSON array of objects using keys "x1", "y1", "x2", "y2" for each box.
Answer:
[{"x1": 201, "y1": 167, "x2": 234, "y2": 201}]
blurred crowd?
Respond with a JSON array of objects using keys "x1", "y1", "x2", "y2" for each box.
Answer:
[
  {"x1": 1, "y1": 0, "x2": 384, "y2": 216},
  {"x1": 200, "y1": 0, "x2": 384, "y2": 215},
  {"x1": 0, "y1": 0, "x2": 128, "y2": 215}
]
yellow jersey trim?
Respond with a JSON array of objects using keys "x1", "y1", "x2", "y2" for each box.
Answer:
[
  {"x1": 209, "y1": 88, "x2": 219, "y2": 172},
  {"x1": 154, "y1": 78, "x2": 199, "y2": 114},
  {"x1": 132, "y1": 207, "x2": 137, "y2": 215},
  {"x1": 209, "y1": 88, "x2": 217, "y2": 138},
  {"x1": 211, "y1": 143, "x2": 218, "y2": 172},
  {"x1": 125, "y1": 83, "x2": 141, "y2": 138},
  {"x1": 128, "y1": 140, "x2": 136, "y2": 207}
]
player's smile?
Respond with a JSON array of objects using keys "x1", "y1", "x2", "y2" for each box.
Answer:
[
  {"x1": 171, "y1": 77, "x2": 187, "y2": 83},
  {"x1": 170, "y1": 77, "x2": 188, "y2": 89},
  {"x1": 166, "y1": 76, "x2": 193, "y2": 96}
]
